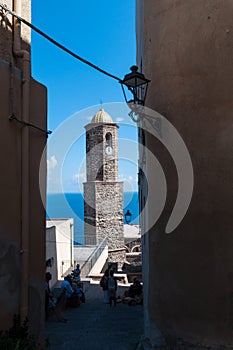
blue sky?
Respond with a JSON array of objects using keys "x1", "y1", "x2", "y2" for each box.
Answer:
[{"x1": 31, "y1": 1, "x2": 138, "y2": 193}]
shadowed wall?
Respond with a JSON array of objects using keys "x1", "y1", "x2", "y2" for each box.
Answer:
[
  {"x1": 137, "y1": 0, "x2": 233, "y2": 347},
  {"x1": 0, "y1": 0, "x2": 47, "y2": 343}
]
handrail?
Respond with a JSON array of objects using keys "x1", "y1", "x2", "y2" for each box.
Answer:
[{"x1": 78, "y1": 238, "x2": 107, "y2": 277}]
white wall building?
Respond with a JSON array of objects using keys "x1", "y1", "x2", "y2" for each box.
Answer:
[{"x1": 46, "y1": 219, "x2": 74, "y2": 286}]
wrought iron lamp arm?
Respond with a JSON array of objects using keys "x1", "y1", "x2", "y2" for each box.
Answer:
[{"x1": 128, "y1": 104, "x2": 162, "y2": 137}]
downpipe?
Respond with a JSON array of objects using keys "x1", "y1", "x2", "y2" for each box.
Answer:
[{"x1": 13, "y1": 0, "x2": 30, "y2": 324}]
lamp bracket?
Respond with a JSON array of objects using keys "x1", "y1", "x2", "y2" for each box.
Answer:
[{"x1": 128, "y1": 105, "x2": 162, "y2": 138}]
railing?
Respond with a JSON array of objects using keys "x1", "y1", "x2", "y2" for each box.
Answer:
[{"x1": 77, "y1": 238, "x2": 107, "y2": 277}]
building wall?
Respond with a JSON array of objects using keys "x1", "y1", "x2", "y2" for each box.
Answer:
[
  {"x1": 28, "y1": 79, "x2": 47, "y2": 341},
  {"x1": 0, "y1": 0, "x2": 47, "y2": 343},
  {"x1": 137, "y1": 0, "x2": 233, "y2": 347},
  {"x1": 84, "y1": 181, "x2": 97, "y2": 245},
  {"x1": 46, "y1": 219, "x2": 74, "y2": 280},
  {"x1": 84, "y1": 181, "x2": 124, "y2": 249},
  {"x1": 45, "y1": 226, "x2": 58, "y2": 288},
  {"x1": 95, "y1": 182, "x2": 124, "y2": 249},
  {"x1": 0, "y1": 0, "x2": 31, "y2": 62}
]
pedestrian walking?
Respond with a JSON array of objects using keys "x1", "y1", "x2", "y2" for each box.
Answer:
[
  {"x1": 72, "y1": 263, "x2": 81, "y2": 282},
  {"x1": 107, "y1": 270, "x2": 117, "y2": 307},
  {"x1": 100, "y1": 269, "x2": 109, "y2": 303}
]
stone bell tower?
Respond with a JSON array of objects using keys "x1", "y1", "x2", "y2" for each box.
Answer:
[{"x1": 83, "y1": 109, "x2": 125, "y2": 261}]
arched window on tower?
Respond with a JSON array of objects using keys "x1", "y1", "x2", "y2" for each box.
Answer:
[{"x1": 105, "y1": 133, "x2": 112, "y2": 148}]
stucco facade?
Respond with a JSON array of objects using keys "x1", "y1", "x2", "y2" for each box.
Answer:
[
  {"x1": 0, "y1": 0, "x2": 47, "y2": 343},
  {"x1": 46, "y1": 219, "x2": 74, "y2": 283},
  {"x1": 137, "y1": 0, "x2": 233, "y2": 348}
]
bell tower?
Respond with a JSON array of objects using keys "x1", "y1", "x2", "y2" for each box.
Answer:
[{"x1": 83, "y1": 109, "x2": 124, "y2": 256}]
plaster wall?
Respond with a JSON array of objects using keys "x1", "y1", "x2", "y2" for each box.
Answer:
[
  {"x1": 28, "y1": 78, "x2": 47, "y2": 341},
  {"x1": 0, "y1": 1, "x2": 47, "y2": 342},
  {"x1": 0, "y1": 0, "x2": 31, "y2": 63},
  {"x1": 46, "y1": 219, "x2": 74, "y2": 280},
  {"x1": 0, "y1": 59, "x2": 47, "y2": 341},
  {"x1": 46, "y1": 226, "x2": 58, "y2": 288},
  {"x1": 137, "y1": 0, "x2": 233, "y2": 347}
]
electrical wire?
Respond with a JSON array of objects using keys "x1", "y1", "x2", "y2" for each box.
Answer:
[
  {"x1": 9, "y1": 114, "x2": 52, "y2": 136},
  {"x1": 0, "y1": 3, "x2": 122, "y2": 83}
]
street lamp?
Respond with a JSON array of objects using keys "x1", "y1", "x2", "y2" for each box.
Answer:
[
  {"x1": 121, "y1": 65, "x2": 150, "y2": 106},
  {"x1": 124, "y1": 209, "x2": 133, "y2": 224}
]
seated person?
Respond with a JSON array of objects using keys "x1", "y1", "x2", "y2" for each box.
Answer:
[
  {"x1": 45, "y1": 272, "x2": 67, "y2": 322},
  {"x1": 119, "y1": 278, "x2": 143, "y2": 305},
  {"x1": 128, "y1": 278, "x2": 142, "y2": 298},
  {"x1": 61, "y1": 275, "x2": 73, "y2": 297},
  {"x1": 61, "y1": 275, "x2": 80, "y2": 307},
  {"x1": 73, "y1": 282, "x2": 85, "y2": 303}
]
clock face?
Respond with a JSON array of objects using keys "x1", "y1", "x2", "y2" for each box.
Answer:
[{"x1": 105, "y1": 146, "x2": 113, "y2": 156}]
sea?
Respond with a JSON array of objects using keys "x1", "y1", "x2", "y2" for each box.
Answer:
[{"x1": 46, "y1": 192, "x2": 139, "y2": 245}]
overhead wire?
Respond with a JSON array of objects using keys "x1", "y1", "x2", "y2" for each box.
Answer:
[
  {"x1": 9, "y1": 114, "x2": 52, "y2": 136},
  {"x1": 0, "y1": 3, "x2": 122, "y2": 83}
]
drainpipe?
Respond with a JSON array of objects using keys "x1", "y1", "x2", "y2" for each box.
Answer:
[{"x1": 13, "y1": 0, "x2": 30, "y2": 323}]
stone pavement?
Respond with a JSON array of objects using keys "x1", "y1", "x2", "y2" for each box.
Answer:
[{"x1": 46, "y1": 280, "x2": 144, "y2": 350}]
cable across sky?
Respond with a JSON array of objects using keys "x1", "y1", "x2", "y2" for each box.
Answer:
[{"x1": 0, "y1": 2, "x2": 122, "y2": 83}]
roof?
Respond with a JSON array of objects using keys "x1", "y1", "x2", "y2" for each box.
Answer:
[{"x1": 91, "y1": 108, "x2": 113, "y2": 123}]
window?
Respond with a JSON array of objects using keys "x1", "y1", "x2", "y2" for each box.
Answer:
[{"x1": 105, "y1": 133, "x2": 112, "y2": 147}]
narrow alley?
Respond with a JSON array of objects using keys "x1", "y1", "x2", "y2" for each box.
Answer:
[{"x1": 46, "y1": 281, "x2": 144, "y2": 350}]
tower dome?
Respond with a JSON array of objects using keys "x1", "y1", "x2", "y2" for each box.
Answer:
[{"x1": 91, "y1": 108, "x2": 113, "y2": 123}]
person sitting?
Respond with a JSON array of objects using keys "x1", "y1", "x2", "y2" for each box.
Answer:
[
  {"x1": 128, "y1": 278, "x2": 142, "y2": 298},
  {"x1": 73, "y1": 282, "x2": 85, "y2": 303},
  {"x1": 45, "y1": 272, "x2": 67, "y2": 322},
  {"x1": 61, "y1": 275, "x2": 74, "y2": 307},
  {"x1": 61, "y1": 275, "x2": 81, "y2": 307},
  {"x1": 61, "y1": 275, "x2": 73, "y2": 296},
  {"x1": 119, "y1": 278, "x2": 143, "y2": 306}
]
